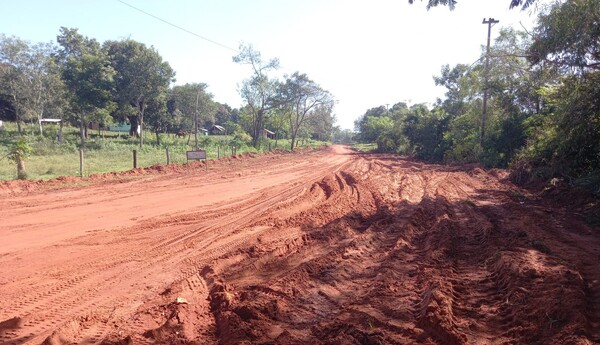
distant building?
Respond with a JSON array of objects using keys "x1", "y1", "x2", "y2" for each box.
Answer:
[
  {"x1": 212, "y1": 125, "x2": 226, "y2": 135},
  {"x1": 109, "y1": 122, "x2": 131, "y2": 132},
  {"x1": 263, "y1": 128, "x2": 275, "y2": 139}
]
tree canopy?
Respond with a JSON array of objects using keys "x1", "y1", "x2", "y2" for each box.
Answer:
[
  {"x1": 408, "y1": 0, "x2": 538, "y2": 10},
  {"x1": 528, "y1": 0, "x2": 600, "y2": 71},
  {"x1": 355, "y1": 0, "x2": 600, "y2": 194},
  {"x1": 0, "y1": 35, "x2": 65, "y2": 134},
  {"x1": 233, "y1": 43, "x2": 280, "y2": 147},
  {"x1": 278, "y1": 72, "x2": 334, "y2": 150},
  {"x1": 57, "y1": 27, "x2": 115, "y2": 145},
  {"x1": 105, "y1": 39, "x2": 175, "y2": 147},
  {"x1": 1, "y1": 28, "x2": 335, "y2": 154}
]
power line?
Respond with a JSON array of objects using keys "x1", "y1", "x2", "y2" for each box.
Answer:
[
  {"x1": 116, "y1": 0, "x2": 239, "y2": 53},
  {"x1": 480, "y1": 17, "x2": 499, "y2": 145},
  {"x1": 115, "y1": 1, "x2": 304, "y2": 76}
]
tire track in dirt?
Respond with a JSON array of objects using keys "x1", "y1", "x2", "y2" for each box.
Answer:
[
  {"x1": 110, "y1": 163, "x2": 359, "y2": 344},
  {"x1": 2, "y1": 147, "x2": 599, "y2": 345},
  {"x1": 0, "y1": 147, "x2": 354, "y2": 345},
  {"x1": 124, "y1": 154, "x2": 596, "y2": 345}
]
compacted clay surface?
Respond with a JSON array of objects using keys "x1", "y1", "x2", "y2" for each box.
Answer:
[{"x1": 0, "y1": 146, "x2": 598, "y2": 344}]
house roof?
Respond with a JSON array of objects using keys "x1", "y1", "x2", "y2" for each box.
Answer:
[
  {"x1": 263, "y1": 128, "x2": 275, "y2": 134},
  {"x1": 213, "y1": 125, "x2": 225, "y2": 131}
]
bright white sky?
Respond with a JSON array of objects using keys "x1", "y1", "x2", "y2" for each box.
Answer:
[{"x1": 1, "y1": 0, "x2": 551, "y2": 129}]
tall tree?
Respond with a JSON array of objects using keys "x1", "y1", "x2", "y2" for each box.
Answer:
[
  {"x1": 332, "y1": 126, "x2": 355, "y2": 144},
  {"x1": 233, "y1": 43, "x2": 280, "y2": 147},
  {"x1": 528, "y1": 0, "x2": 600, "y2": 71},
  {"x1": 105, "y1": 39, "x2": 175, "y2": 147},
  {"x1": 56, "y1": 27, "x2": 115, "y2": 146},
  {"x1": 169, "y1": 83, "x2": 216, "y2": 148},
  {"x1": 266, "y1": 106, "x2": 290, "y2": 147},
  {"x1": 0, "y1": 36, "x2": 65, "y2": 136},
  {"x1": 144, "y1": 95, "x2": 171, "y2": 146},
  {"x1": 402, "y1": 104, "x2": 449, "y2": 161},
  {"x1": 306, "y1": 105, "x2": 335, "y2": 141},
  {"x1": 214, "y1": 103, "x2": 233, "y2": 126},
  {"x1": 279, "y1": 72, "x2": 334, "y2": 150},
  {"x1": 27, "y1": 42, "x2": 67, "y2": 136},
  {"x1": 354, "y1": 105, "x2": 391, "y2": 136},
  {"x1": 513, "y1": 0, "x2": 600, "y2": 191},
  {"x1": 0, "y1": 35, "x2": 30, "y2": 133}
]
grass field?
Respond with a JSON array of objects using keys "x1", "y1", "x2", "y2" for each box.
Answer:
[
  {"x1": 0, "y1": 121, "x2": 328, "y2": 180},
  {"x1": 351, "y1": 142, "x2": 377, "y2": 152}
]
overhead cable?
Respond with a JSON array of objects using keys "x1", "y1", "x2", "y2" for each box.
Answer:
[{"x1": 116, "y1": 0, "x2": 239, "y2": 53}]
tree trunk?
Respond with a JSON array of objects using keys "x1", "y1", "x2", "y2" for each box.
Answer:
[
  {"x1": 11, "y1": 93, "x2": 23, "y2": 134},
  {"x1": 57, "y1": 121, "x2": 63, "y2": 143},
  {"x1": 16, "y1": 109, "x2": 22, "y2": 134},
  {"x1": 37, "y1": 103, "x2": 45, "y2": 136},
  {"x1": 79, "y1": 113, "x2": 86, "y2": 147},
  {"x1": 253, "y1": 109, "x2": 264, "y2": 148},
  {"x1": 17, "y1": 158, "x2": 26, "y2": 180},
  {"x1": 139, "y1": 103, "x2": 145, "y2": 148},
  {"x1": 155, "y1": 130, "x2": 161, "y2": 146},
  {"x1": 139, "y1": 119, "x2": 144, "y2": 147},
  {"x1": 194, "y1": 112, "x2": 199, "y2": 150},
  {"x1": 128, "y1": 116, "x2": 139, "y2": 138},
  {"x1": 289, "y1": 112, "x2": 299, "y2": 151}
]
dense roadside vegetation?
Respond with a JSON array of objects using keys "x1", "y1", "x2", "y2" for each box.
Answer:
[{"x1": 355, "y1": 0, "x2": 599, "y2": 194}]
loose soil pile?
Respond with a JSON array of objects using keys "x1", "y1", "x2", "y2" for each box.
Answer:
[{"x1": 0, "y1": 146, "x2": 598, "y2": 345}]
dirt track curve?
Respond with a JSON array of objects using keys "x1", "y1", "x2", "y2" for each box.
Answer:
[{"x1": 0, "y1": 145, "x2": 599, "y2": 345}]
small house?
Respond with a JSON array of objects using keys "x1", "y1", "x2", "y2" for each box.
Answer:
[
  {"x1": 263, "y1": 128, "x2": 276, "y2": 139},
  {"x1": 212, "y1": 125, "x2": 226, "y2": 135},
  {"x1": 109, "y1": 122, "x2": 131, "y2": 132}
]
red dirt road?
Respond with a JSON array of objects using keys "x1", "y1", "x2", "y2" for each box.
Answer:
[{"x1": 0, "y1": 146, "x2": 599, "y2": 345}]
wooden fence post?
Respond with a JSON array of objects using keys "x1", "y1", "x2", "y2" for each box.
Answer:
[
  {"x1": 79, "y1": 149, "x2": 84, "y2": 177},
  {"x1": 133, "y1": 149, "x2": 137, "y2": 169}
]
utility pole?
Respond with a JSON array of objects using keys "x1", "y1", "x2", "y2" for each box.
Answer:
[
  {"x1": 481, "y1": 17, "x2": 499, "y2": 146},
  {"x1": 195, "y1": 90, "x2": 199, "y2": 150}
]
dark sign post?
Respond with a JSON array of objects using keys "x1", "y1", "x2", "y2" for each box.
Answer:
[
  {"x1": 186, "y1": 149, "x2": 208, "y2": 169},
  {"x1": 186, "y1": 150, "x2": 206, "y2": 161}
]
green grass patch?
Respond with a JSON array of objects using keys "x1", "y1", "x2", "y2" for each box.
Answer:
[
  {"x1": 0, "y1": 121, "x2": 329, "y2": 180},
  {"x1": 352, "y1": 143, "x2": 377, "y2": 152}
]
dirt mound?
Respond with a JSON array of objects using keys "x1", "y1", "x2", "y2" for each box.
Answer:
[
  {"x1": 1, "y1": 147, "x2": 598, "y2": 344},
  {"x1": 0, "y1": 147, "x2": 306, "y2": 198}
]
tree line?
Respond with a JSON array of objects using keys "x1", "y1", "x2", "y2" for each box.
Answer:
[
  {"x1": 0, "y1": 28, "x2": 335, "y2": 151},
  {"x1": 356, "y1": 0, "x2": 599, "y2": 193}
]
